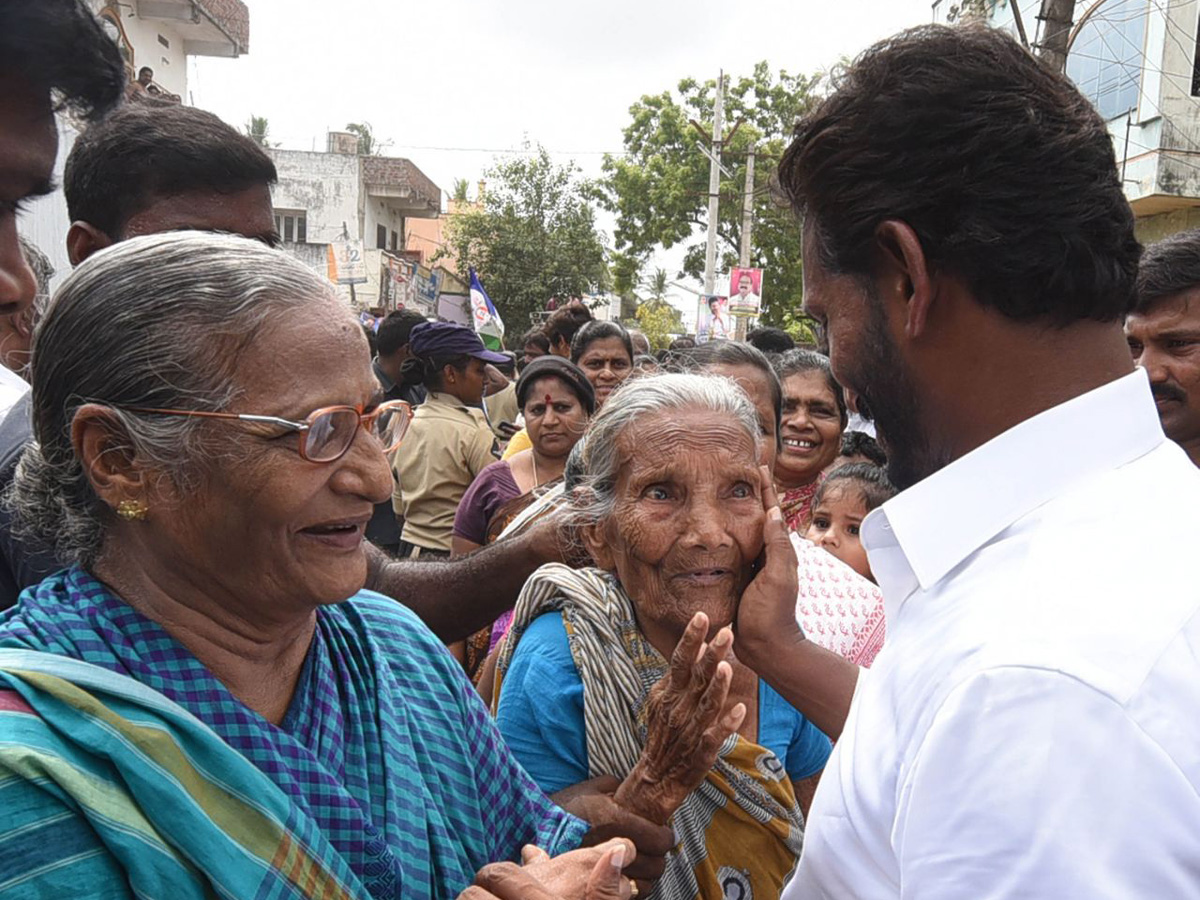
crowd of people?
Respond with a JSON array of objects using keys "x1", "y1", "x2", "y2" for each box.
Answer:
[{"x1": 1, "y1": 2, "x2": 1199, "y2": 899}]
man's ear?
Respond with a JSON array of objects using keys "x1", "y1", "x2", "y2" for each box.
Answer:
[
  {"x1": 67, "y1": 222, "x2": 114, "y2": 267},
  {"x1": 579, "y1": 520, "x2": 616, "y2": 570},
  {"x1": 71, "y1": 403, "x2": 149, "y2": 512},
  {"x1": 873, "y1": 220, "x2": 936, "y2": 341}
]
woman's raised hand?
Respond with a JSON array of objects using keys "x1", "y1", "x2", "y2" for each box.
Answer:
[{"x1": 613, "y1": 612, "x2": 747, "y2": 825}]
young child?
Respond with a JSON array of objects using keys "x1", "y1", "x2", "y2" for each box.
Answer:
[{"x1": 804, "y1": 463, "x2": 896, "y2": 582}]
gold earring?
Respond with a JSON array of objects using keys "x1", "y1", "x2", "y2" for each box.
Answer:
[{"x1": 116, "y1": 499, "x2": 148, "y2": 522}]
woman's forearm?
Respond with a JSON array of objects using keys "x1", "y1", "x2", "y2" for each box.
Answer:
[
  {"x1": 364, "y1": 530, "x2": 551, "y2": 642},
  {"x1": 740, "y1": 630, "x2": 859, "y2": 740}
]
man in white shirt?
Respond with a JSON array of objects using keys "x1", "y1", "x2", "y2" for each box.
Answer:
[
  {"x1": 1127, "y1": 229, "x2": 1200, "y2": 468},
  {"x1": 734, "y1": 24, "x2": 1200, "y2": 898}
]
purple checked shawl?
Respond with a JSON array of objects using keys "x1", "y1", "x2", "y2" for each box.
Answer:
[{"x1": 0, "y1": 567, "x2": 585, "y2": 898}]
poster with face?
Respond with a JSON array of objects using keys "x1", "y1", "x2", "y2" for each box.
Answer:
[
  {"x1": 697, "y1": 294, "x2": 731, "y2": 342},
  {"x1": 728, "y1": 268, "x2": 763, "y2": 316}
]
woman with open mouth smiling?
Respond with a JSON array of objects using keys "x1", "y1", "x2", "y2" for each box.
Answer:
[
  {"x1": 773, "y1": 349, "x2": 848, "y2": 532},
  {"x1": 0, "y1": 232, "x2": 649, "y2": 900}
]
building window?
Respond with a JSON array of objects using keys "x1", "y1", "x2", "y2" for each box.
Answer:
[
  {"x1": 1065, "y1": 0, "x2": 1148, "y2": 120},
  {"x1": 390, "y1": 230, "x2": 398, "y2": 250},
  {"x1": 377, "y1": 224, "x2": 387, "y2": 249},
  {"x1": 157, "y1": 34, "x2": 170, "y2": 48},
  {"x1": 273, "y1": 210, "x2": 307, "y2": 244}
]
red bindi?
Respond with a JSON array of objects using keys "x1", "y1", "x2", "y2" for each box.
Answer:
[{"x1": 545, "y1": 394, "x2": 553, "y2": 406}]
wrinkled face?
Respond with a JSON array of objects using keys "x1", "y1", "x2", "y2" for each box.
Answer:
[
  {"x1": 587, "y1": 408, "x2": 764, "y2": 637},
  {"x1": 144, "y1": 298, "x2": 394, "y2": 612},
  {"x1": 0, "y1": 71, "x2": 56, "y2": 317},
  {"x1": 777, "y1": 370, "x2": 842, "y2": 488},
  {"x1": 802, "y1": 224, "x2": 936, "y2": 490},
  {"x1": 804, "y1": 484, "x2": 871, "y2": 581},
  {"x1": 524, "y1": 376, "x2": 588, "y2": 460},
  {"x1": 1126, "y1": 291, "x2": 1200, "y2": 454},
  {"x1": 576, "y1": 336, "x2": 633, "y2": 407},
  {"x1": 704, "y1": 361, "x2": 778, "y2": 472},
  {"x1": 119, "y1": 184, "x2": 279, "y2": 246}
]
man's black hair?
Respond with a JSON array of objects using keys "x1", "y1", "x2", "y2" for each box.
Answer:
[
  {"x1": 839, "y1": 430, "x2": 887, "y2": 467},
  {"x1": 1134, "y1": 229, "x2": 1200, "y2": 314},
  {"x1": 376, "y1": 309, "x2": 428, "y2": 357},
  {"x1": 0, "y1": 0, "x2": 125, "y2": 122},
  {"x1": 778, "y1": 25, "x2": 1140, "y2": 325},
  {"x1": 65, "y1": 101, "x2": 278, "y2": 238},
  {"x1": 747, "y1": 327, "x2": 795, "y2": 355},
  {"x1": 520, "y1": 328, "x2": 551, "y2": 354},
  {"x1": 543, "y1": 304, "x2": 593, "y2": 348}
]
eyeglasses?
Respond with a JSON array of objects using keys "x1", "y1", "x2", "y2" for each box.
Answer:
[{"x1": 123, "y1": 400, "x2": 413, "y2": 463}]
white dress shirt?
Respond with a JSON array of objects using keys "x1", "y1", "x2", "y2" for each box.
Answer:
[{"x1": 786, "y1": 369, "x2": 1200, "y2": 899}]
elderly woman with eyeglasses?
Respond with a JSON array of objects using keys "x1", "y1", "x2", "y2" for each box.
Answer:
[{"x1": 0, "y1": 232, "x2": 651, "y2": 900}]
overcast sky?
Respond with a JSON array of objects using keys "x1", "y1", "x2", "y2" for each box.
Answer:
[{"x1": 191, "y1": 0, "x2": 937, "y2": 320}]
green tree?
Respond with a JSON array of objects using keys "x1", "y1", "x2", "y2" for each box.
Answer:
[
  {"x1": 601, "y1": 63, "x2": 822, "y2": 329},
  {"x1": 244, "y1": 115, "x2": 274, "y2": 148},
  {"x1": 443, "y1": 145, "x2": 610, "y2": 332},
  {"x1": 635, "y1": 298, "x2": 685, "y2": 349},
  {"x1": 643, "y1": 267, "x2": 670, "y2": 302},
  {"x1": 345, "y1": 122, "x2": 380, "y2": 156},
  {"x1": 609, "y1": 250, "x2": 645, "y2": 322},
  {"x1": 451, "y1": 178, "x2": 471, "y2": 202}
]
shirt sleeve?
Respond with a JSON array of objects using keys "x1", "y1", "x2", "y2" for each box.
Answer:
[
  {"x1": 495, "y1": 613, "x2": 591, "y2": 795},
  {"x1": 465, "y1": 423, "x2": 499, "y2": 478},
  {"x1": 895, "y1": 667, "x2": 1200, "y2": 899}
]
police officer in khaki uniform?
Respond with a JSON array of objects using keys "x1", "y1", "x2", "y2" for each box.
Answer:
[{"x1": 392, "y1": 322, "x2": 505, "y2": 558}]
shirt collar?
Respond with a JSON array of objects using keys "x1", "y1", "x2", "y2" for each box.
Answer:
[
  {"x1": 862, "y1": 369, "x2": 1163, "y2": 595},
  {"x1": 425, "y1": 390, "x2": 470, "y2": 411}
]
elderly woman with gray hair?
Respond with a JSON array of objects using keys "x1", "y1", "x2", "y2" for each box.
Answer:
[
  {"x1": 494, "y1": 373, "x2": 848, "y2": 900},
  {"x1": 0, "y1": 231, "x2": 648, "y2": 900}
]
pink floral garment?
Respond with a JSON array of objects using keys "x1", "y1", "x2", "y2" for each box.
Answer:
[{"x1": 791, "y1": 534, "x2": 886, "y2": 667}]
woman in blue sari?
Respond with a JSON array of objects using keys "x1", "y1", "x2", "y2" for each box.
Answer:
[{"x1": 0, "y1": 232, "x2": 659, "y2": 900}]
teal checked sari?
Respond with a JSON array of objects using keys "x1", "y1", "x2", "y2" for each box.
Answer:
[{"x1": 0, "y1": 569, "x2": 585, "y2": 899}]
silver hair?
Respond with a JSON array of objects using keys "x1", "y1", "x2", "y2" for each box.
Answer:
[
  {"x1": 568, "y1": 372, "x2": 762, "y2": 528},
  {"x1": 8, "y1": 230, "x2": 341, "y2": 569},
  {"x1": 18, "y1": 236, "x2": 54, "y2": 319}
]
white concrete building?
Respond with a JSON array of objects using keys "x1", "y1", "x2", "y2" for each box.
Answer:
[
  {"x1": 267, "y1": 136, "x2": 442, "y2": 311},
  {"x1": 934, "y1": 0, "x2": 1200, "y2": 241},
  {"x1": 89, "y1": 0, "x2": 250, "y2": 102}
]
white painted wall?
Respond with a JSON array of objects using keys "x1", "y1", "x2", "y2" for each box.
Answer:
[
  {"x1": 109, "y1": 9, "x2": 191, "y2": 99},
  {"x1": 267, "y1": 150, "x2": 361, "y2": 247}
]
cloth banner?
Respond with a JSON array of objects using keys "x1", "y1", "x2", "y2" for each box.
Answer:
[{"x1": 469, "y1": 268, "x2": 505, "y2": 350}]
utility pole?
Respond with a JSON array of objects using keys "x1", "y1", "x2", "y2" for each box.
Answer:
[
  {"x1": 734, "y1": 147, "x2": 756, "y2": 342},
  {"x1": 703, "y1": 71, "x2": 725, "y2": 296},
  {"x1": 1035, "y1": 0, "x2": 1077, "y2": 72}
]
